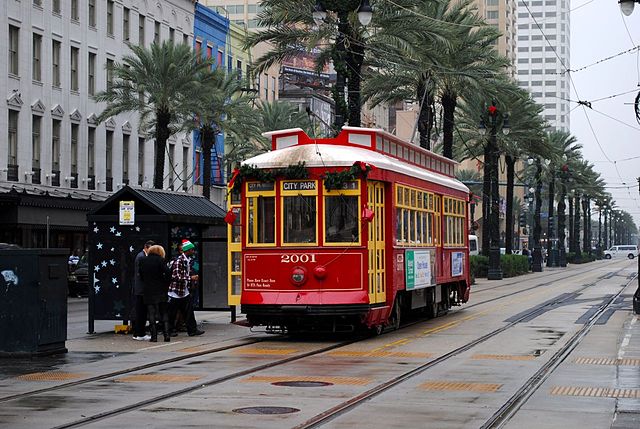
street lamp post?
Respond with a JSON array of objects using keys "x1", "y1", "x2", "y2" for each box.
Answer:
[
  {"x1": 603, "y1": 203, "x2": 609, "y2": 250},
  {"x1": 479, "y1": 102, "x2": 509, "y2": 280},
  {"x1": 532, "y1": 158, "x2": 544, "y2": 272}
]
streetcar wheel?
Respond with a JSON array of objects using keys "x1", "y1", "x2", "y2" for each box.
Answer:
[{"x1": 389, "y1": 298, "x2": 401, "y2": 330}]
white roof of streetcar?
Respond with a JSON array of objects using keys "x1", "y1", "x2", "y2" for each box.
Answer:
[{"x1": 244, "y1": 127, "x2": 469, "y2": 194}]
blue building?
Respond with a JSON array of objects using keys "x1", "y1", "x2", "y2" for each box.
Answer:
[{"x1": 192, "y1": 3, "x2": 229, "y2": 187}]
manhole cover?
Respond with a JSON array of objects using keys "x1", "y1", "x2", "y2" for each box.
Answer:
[
  {"x1": 233, "y1": 406, "x2": 300, "y2": 415},
  {"x1": 272, "y1": 381, "x2": 334, "y2": 387}
]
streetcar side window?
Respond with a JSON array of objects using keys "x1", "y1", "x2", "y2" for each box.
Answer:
[
  {"x1": 443, "y1": 196, "x2": 465, "y2": 247},
  {"x1": 246, "y1": 181, "x2": 276, "y2": 246},
  {"x1": 247, "y1": 196, "x2": 275, "y2": 245},
  {"x1": 395, "y1": 184, "x2": 436, "y2": 247},
  {"x1": 324, "y1": 180, "x2": 360, "y2": 245},
  {"x1": 281, "y1": 180, "x2": 318, "y2": 246}
]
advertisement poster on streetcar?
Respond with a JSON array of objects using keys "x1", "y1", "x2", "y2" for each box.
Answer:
[
  {"x1": 451, "y1": 252, "x2": 465, "y2": 277},
  {"x1": 405, "y1": 249, "x2": 436, "y2": 290}
]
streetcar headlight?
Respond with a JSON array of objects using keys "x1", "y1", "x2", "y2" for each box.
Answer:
[{"x1": 290, "y1": 266, "x2": 307, "y2": 286}]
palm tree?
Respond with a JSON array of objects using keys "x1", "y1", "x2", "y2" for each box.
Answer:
[
  {"x1": 96, "y1": 41, "x2": 212, "y2": 189},
  {"x1": 246, "y1": 0, "x2": 370, "y2": 130},
  {"x1": 188, "y1": 68, "x2": 262, "y2": 200},
  {"x1": 258, "y1": 100, "x2": 316, "y2": 147}
]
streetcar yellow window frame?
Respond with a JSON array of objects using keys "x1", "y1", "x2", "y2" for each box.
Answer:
[
  {"x1": 323, "y1": 180, "x2": 361, "y2": 246},
  {"x1": 245, "y1": 181, "x2": 276, "y2": 248},
  {"x1": 394, "y1": 184, "x2": 437, "y2": 247},
  {"x1": 280, "y1": 180, "x2": 318, "y2": 247},
  {"x1": 443, "y1": 196, "x2": 466, "y2": 247}
]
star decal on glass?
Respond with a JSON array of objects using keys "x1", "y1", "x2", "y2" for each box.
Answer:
[
  {"x1": 94, "y1": 265, "x2": 100, "y2": 272},
  {"x1": 110, "y1": 247, "x2": 115, "y2": 252},
  {"x1": 96, "y1": 242, "x2": 103, "y2": 249},
  {"x1": 93, "y1": 227, "x2": 99, "y2": 233},
  {"x1": 112, "y1": 277, "x2": 118, "y2": 284},
  {"x1": 101, "y1": 260, "x2": 108, "y2": 267},
  {"x1": 110, "y1": 227, "x2": 116, "y2": 233},
  {"x1": 115, "y1": 232, "x2": 122, "y2": 237},
  {"x1": 110, "y1": 259, "x2": 116, "y2": 265},
  {"x1": 129, "y1": 246, "x2": 134, "y2": 252},
  {"x1": 94, "y1": 285, "x2": 101, "y2": 294},
  {"x1": 135, "y1": 226, "x2": 141, "y2": 232}
]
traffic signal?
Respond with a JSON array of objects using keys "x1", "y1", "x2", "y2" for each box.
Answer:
[{"x1": 519, "y1": 212, "x2": 527, "y2": 227}]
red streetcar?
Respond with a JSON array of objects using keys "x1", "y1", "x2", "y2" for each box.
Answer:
[{"x1": 227, "y1": 126, "x2": 471, "y2": 333}]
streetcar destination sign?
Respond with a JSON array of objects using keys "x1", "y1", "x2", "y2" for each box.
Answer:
[{"x1": 282, "y1": 181, "x2": 316, "y2": 191}]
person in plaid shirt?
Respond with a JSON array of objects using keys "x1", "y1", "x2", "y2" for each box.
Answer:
[{"x1": 167, "y1": 240, "x2": 204, "y2": 337}]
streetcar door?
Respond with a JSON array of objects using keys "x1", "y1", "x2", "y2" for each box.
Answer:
[{"x1": 367, "y1": 181, "x2": 386, "y2": 304}]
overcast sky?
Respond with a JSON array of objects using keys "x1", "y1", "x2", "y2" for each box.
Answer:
[{"x1": 570, "y1": 0, "x2": 640, "y2": 232}]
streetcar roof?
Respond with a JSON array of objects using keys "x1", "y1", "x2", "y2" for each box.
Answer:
[{"x1": 242, "y1": 143, "x2": 469, "y2": 193}]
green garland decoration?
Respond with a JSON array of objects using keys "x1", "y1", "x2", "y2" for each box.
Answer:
[
  {"x1": 323, "y1": 162, "x2": 373, "y2": 191},
  {"x1": 232, "y1": 161, "x2": 308, "y2": 192}
]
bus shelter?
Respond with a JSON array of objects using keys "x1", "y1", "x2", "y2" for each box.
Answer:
[{"x1": 86, "y1": 186, "x2": 227, "y2": 333}]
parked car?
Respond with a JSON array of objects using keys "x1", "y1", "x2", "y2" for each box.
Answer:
[
  {"x1": 0, "y1": 243, "x2": 21, "y2": 250},
  {"x1": 603, "y1": 245, "x2": 639, "y2": 260},
  {"x1": 469, "y1": 235, "x2": 479, "y2": 256},
  {"x1": 68, "y1": 261, "x2": 89, "y2": 297}
]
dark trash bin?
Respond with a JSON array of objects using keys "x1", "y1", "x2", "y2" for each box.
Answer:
[
  {"x1": 0, "y1": 249, "x2": 68, "y2": 357},
  {"x1": 634, "y1": 287, "x2": 640, "y2": 315}
]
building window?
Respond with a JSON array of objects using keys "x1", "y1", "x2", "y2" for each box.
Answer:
[
  {"x1": 89, "y1": 0, "x2": 96, "y2": 27},
  {"x1": 34, "y1": 0, "x2": 42, "y2": 6},
  {"x1": 486, "y1": 10, "x2": 499, "y2": 19},
  {"x1": 264, "y1": 74, "x2": 268, "y2": 99},
  {"x1": 137, "y1": 137, "x2": 144, "y2": 185},
  {"x1": 52, "y1": 119, "x2": 61, "y2": 174},
  {"x1": 71, "y1": 47, "x2": 79, "y2": 91},
  {"x1": 71, "y1": 124, "x2": 79, "y2": 174},
  {"x1": 71, "y1": 0, "x2": 79, "y2": 21},
  {"x1": 169, "y1": 27, "x2": 175, "y2": 42},
  {"x1": 271, "y1": 76, "x2": 276, "y2": 100},
  {"x1": 183, "y1": 33, "x2": 189, "y2": 45},
  {"x1": 106, "y1": 58, "x2": 114, "y2": 90},
  {"x1": 107, "y1": 1, "x2": 114, "y2": 36},
  {"x1": 32, "y1": 34, "x2": 42, "y2": 82},
  {"x1": 88, "y1": 52, "x2": 96, "y2": 95},
  {"x1": 53, "y1": 0, "x2": 61, "y2": 14},
  {"x1": 88, "y1": 127, "x2": 95, "y2": 176},
  {"x1": 206, "y1": 45, "x2": 212, "y2": 59},
  {"x1": 106, "y1": 130, "x2": 113, "y2": 190},
  {"x1": 9, "y1": 25, "x2": 19, "y2": 76},
  {"x1": 52, "y1": 40, "x2": 61, "y2": 87},
  {"x1": 123, "y1": 7, "x2": 130, "y2": 40},
  {"x1": 139, "y1": 14, "x2": 145, "y2": 46},
  {"x1": 8, "y1": 110, "x2": 18, "y2": 173},
  {"x1": 154, "y1": 21, "x2": 160, "y2": 44},
  {"x1": 217, "y1": 50, "x2": 223, "y2": 67},
  {"x1": 168, "y1": 143, "x2": 175, "y2": 189},
  {"x1": 182, "y1": 147, "x2": 188, "y2": 190},
  {"x1": 122, "y1": 134, "x2": 129, "y2": 183},
  {"x1": 32, "y1": 116, "x2": 41, "y2": 172},
  {"x1": 195, "y1": 40, "x2": 202, "y2": 57},
  {"x1": 237, "y1": 59, "x2": 242, "y2": 79}
]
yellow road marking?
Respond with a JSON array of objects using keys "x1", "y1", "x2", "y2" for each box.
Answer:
[
  {"x1": 419, "y1": 380, "x2": 502, "y2": 392},
  {"x1": 16, "y1": 372, "x2": 88, "y2": 381},
  {"x1": 233, "y1": 348, "x2": 298, "y2": 355},
  {"x1": 551, "y1": 385, "x2": 640, "y2": 398},
  {"x1": 328, "y1": 350, "x2": 432, "y2": 358},
  {"x1": 116, "y1": 374, "x2": 202, "y2": 383},
  {"x1": 472, "y1": 354, "x2": 537, "y2": 361},
  {"x1": 573, "y1": 357, "x2": 640, "y2": 366}
]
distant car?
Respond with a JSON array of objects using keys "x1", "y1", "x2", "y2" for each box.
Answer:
[
  {"x1": 68, "y1": 261, "x2": 89, "y2": 297},
  {"x1": 604, "y1": 245, "x2": 639, "y2": 260},
  {"x1": 0, "y1": 243, "x2": 21, "y2": 250},
  {"x1": 469, "y1": 235, "x2": 479, "y2": 256}
]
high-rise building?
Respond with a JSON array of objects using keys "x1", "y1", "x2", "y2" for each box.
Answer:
[
  {"x1": 476, "y1": 0, "x2": 518, "y2": 77},
  {"x1": 516, "y1": 0, "x2": 570, "y2": 132}
]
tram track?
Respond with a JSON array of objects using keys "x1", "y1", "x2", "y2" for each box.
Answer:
[
  {"x1": 291, "y1": 266, "x2": 637, "y2": 428},
  {"x1": 4, "y1": 262, "x2": 635, "y2": 428}
]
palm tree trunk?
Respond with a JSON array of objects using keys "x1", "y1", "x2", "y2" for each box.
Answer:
[
  {"x1": 505, "y1": 155, "x2": 515, "y2": 254},
  {"x1": 568, "y1": 196, "x2": 574, "y2": 253},
  {"x1": 332, "y1": 12, "x2": 349, "y2": 131},
  {"x1": 417, "y1": 77, "x2": 433, "y2": 150},
  {"x1": 582, "y1": 196, "x2": 589, "y2": 255},
  {"x1": 201, "y1": 125, "x2": 215, "y2": 200},
  {"x1": 153, "y1": 109, "x2": 171, "y2": 189},
  {"x1": 346, "y1": 31, "x2": 364, "y2": 127},
  {"x1": 574, "y1": 195, "x2": 582, "y2": 259},
  {"x1": 558, "y1": 184, "x2": 567, "y2": 266},
  {"x1": 482, "y1": 149, "x2": 490, "y2": 256},
  {"x1": 546, "y1": 171, "x2": 555, "y2": 266},
  {"x1": 441, "y1": 90, "x2": 457, "y2": 159}
]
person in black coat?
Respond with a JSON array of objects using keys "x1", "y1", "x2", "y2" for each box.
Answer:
[{"x1": 139, "y1": 245, "x2": 171, "y2": 342}]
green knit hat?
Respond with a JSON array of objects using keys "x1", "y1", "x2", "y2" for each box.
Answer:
[{"x1": 181, "y1": 239, "x2": 195, "y2": 252}]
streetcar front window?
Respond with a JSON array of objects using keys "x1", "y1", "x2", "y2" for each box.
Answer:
[
  {"x1": 283, "y1": 195, "x2": 316, "y2": 244},
  {"x1": 247, "y1": 196, "x2": 275, "y2": 245},
  {"x1": 325, "y1": 195, "x2": 359, "y2": 243}
]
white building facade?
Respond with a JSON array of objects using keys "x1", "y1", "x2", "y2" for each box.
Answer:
[
  {"x1": 1, "y1": 0, "x2": 196, "y2": 192},
  {"x1": 516, "y1": 0, "x2": 570, "y2": 132}
]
